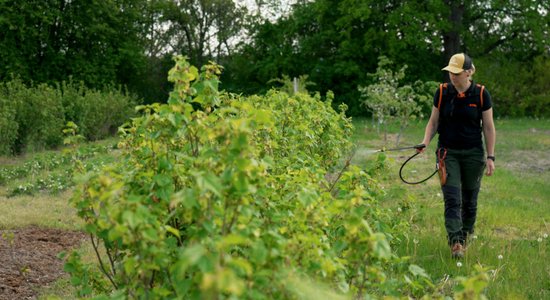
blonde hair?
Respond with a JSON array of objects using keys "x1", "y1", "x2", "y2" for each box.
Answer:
[{"x1": 467, "y1": 63, "x2": 476, "y2": 77}]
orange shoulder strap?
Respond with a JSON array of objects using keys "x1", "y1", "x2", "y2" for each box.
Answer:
[{"x1": 480, "y1": 85, "x2": 485, "y2": 108}]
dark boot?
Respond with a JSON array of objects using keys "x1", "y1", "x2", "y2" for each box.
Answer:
[{"x1": 451, "y1": 242, "x2": 464, "y2": 259}]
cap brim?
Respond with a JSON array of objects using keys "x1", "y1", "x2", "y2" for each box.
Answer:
[{"x1": 442, "y1": 66, "x2": 463, "y2": 74}]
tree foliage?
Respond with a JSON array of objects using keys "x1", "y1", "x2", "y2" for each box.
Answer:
[
  {"x1": 0, "y1": 0, "x2": 148, "y2": 90},
  {"x1": 0, "y1": 0, "x2": 547, "y2": 115},
  {"x1": 158, "y1": 0, "x2": 248, "y2": 66},
  {"x1": 224, "y1": 0, "x2": 549, "y2": 117},
  {"x1": 475, "y1": 54, "x2": 550, "y2": 117}
]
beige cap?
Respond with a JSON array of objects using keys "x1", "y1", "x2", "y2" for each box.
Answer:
[{"x1": 442, "y1": 53, "x2": 473, "y2": 74}]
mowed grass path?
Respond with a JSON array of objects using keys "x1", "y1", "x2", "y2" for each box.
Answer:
[{"x1": 352, "y1": 117, "x2": 550, "y2": 299}]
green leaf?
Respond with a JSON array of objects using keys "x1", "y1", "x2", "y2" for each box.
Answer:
[
  {"x1": 251, "y1": 241, "x2": 268, "y2": 265},
  {"x1": 122, "y1": 211, "x2": 138, "y2": 228},
  {"x1": 409, "y1": 264, "x2": 430, "y2": 279},
  {"x1": 252, "y1": 109, "x2": 273, "y2": 125},
  {"x1": 70, "y1": 276, "x2": 82, "y2": 286},
  {"x1": 158, "y1": 157, "x2": 173, "y2": 171},
  {"x1": 202, "y1": 220, "x2": 216, "y2": 234},
  {"x1": 218, "y1": 234, "x2": 249, "y2": 250},
  {"x1": 193, "y1": 94, "x2": 205, "y2": 105},
  {"x1": 195, "y1": 171, "x2": 223, "y2": 197},
  {"x1": 193, "y1": 81, "x2": 205, "y2": 95},
  {"x1": 165, "y1": 225, "x2": 181, "y2": 238},
  {"x1": 142, "y1": 227, "x2": 158, "y2": 241},
  {"x1": 171, "y1": 189, "x2": 198, "y2": 209},
  {"x1": 176, "y1": 244, "x2": 206, "y2": 275},
  {"x1": 203, "y1": 80, "x2": 217, "y2": 93},
  {"x1": 153, "y1": 174, "x2": 172, "y2": 187},
  {"x1": 228, "y1": 257, "x2": 253, "y2": 276},
  {"x1": 297, "y1": 188, "x2": 317, "y2": 206},
  {"x1": 371, "y1": 233, "x2": 391, "y2": 259},
  {"x1": 124, "y1": 257, "x2": 137, "y2": 275},
  {"x1": 187, "y1": 66, "x2": 199, "y2": 82},
  {"x1": 155, "y1": 185, "x2": 173, "y2": 202}
]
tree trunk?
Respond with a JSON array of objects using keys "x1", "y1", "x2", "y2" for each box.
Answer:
[{"x1": 442, "y1": 1, "x2": 464, "y2": 81}]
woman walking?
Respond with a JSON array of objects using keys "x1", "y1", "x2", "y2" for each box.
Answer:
[{"x1": 418, "y1": 53, "x2": 496, "y2": 258}]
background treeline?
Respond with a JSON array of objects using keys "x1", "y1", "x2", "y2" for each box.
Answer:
[
  {"x1": 0, "y1": 79, "x2": 137, "y2": 155},
  {"x1": 0, "y1": 0, "x2": 548, "y2": 119}
]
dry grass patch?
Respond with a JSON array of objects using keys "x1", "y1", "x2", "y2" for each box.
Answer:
[{"x1": 0, "y1": 190, "x2": 81, "y2": 230}]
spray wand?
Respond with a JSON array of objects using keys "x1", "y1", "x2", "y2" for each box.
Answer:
[{"x1": 376, "y1": 143, "x2": 426, "y2": 153}]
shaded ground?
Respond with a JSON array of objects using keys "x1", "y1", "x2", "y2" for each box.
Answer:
[{"x1": 0, "y1": 227, "x2": 85, "y2": 300}]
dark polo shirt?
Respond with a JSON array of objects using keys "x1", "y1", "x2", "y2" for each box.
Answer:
[{"x1": 434, "y1": 81, "x2": 492, "y2": 149}]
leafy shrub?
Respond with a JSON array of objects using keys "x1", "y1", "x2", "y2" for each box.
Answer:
[
  {"x1": 2, "y1": 79, "x2": 65, "y2": 153},
  {"x1": 58, "y1": 80, "x2": 87, "y2": 129},
  {"x1": 60, "y1": 81, "x2": 138, "y2": 141},
  {"x1": 22, "y1": 84, "x2": 66, "y2": 152},
  {"x1": 0, "y1": 79, "x2": 137, "y2": 155},
  {"x1": 0, "y1": 81, "x2": 20, "y2": 155},
  {"x1": 65, "y1": 56, "x2": 490, "y2": 299}
]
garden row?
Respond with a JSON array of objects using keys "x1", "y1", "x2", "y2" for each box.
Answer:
[
  {"x1": 0, "y1": 142, "x2": 116, "y2": 197},
  {"x1": 0, "y1": 79, "x2": 137, "y2": 155}
]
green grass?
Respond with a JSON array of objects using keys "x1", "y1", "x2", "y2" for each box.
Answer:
[
  {"x1": 36, "y1": 276, "x2": 76, "y2": 300},
  {"x1": 352, "y1": 117, "x2": 550, "y2": 299}
]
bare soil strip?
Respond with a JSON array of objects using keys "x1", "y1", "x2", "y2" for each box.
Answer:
[{"x1": 0, "y1": 226, "x2": 85, "y2": 300}]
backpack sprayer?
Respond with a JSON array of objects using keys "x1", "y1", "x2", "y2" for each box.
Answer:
[{"x1": 375, "y1": 143, "x2": 444, "y2": 185}]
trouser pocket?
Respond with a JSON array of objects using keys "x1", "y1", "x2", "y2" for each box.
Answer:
[{"x1": 461, "y1": 147, "x2": 486, "y2": 190}]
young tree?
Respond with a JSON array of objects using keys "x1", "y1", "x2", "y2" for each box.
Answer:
[{"x1": 359, "y1": 57, "x2": 434, "y2": 146}]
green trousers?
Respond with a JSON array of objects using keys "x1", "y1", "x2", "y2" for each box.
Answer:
[{"x1": 438, "y1": 146, "x2": 486, "y2": 245}]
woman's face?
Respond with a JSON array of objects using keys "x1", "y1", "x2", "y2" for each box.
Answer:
[{"x1": 449, "y1": 71, "x2": 469, "y2": 86}]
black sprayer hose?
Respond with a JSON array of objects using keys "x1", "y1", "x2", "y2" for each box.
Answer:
[{"x1": 399, "y1": 151, "x2": 438, "y2": 185}]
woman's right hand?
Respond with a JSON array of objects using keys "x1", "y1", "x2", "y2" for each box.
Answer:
[{"x1": 415, "y1": 143, "x2": 427, "y2": 153}]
